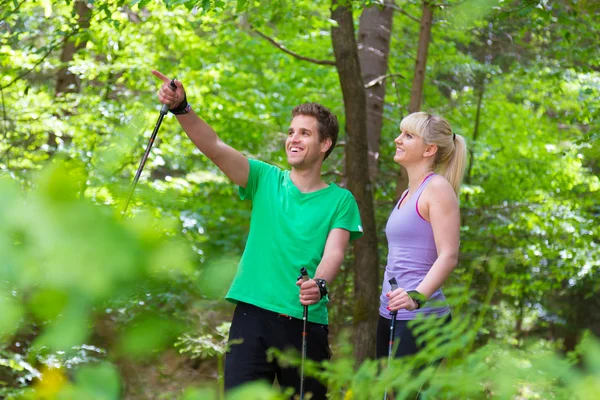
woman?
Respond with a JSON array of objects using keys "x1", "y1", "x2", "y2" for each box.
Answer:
[{"x1": 377, "y1": 112, "x2": 467, "y2": 360}]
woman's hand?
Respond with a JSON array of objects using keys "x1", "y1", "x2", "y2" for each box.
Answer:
[{"x1": 386, "y1": 287, "x2": 418, "y2": 312}]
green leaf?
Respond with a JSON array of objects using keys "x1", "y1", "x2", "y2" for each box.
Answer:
[
  {"x1": 0, "y1": 294, "x2": 24, "y2": 342},
  {"x1": 118, "y1": 314, "x2": 183, "y2": 358},
  {"x1": 235, "y1": 0, "x2": 247, "y2": 13},
  {"x1": 73, "y1": 362, "x2": 122, "y2": 400},
  {"x1": 181, "y1": 387, "x2": 217, "y2": 400},
  {"x1": 35, "y1": 299, "x2": 89, "y2": 351}
]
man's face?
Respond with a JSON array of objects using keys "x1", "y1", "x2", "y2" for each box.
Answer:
[{"x1": 286, "y1": 115, "x2": 330, "y2": 169}]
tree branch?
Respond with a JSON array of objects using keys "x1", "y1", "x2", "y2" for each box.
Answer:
[
  {"x1": 364, "y1": 72, "x2": 405, "y2": 88},
  {"x1": 249, "y1": 25, "x2": 336, "y2": 66},
  {"x1": 0, "y1": 35, "x2": 71, "y2": 90},
  {"x1": 0, "y1": 0, "x2": 27, "y2": 21},
  {"x1": 389, "y1": 3, "x2": 419, "y2": 23},
  {"x1": 1, "y1": 4, "x2": 101, "y2": 90}
]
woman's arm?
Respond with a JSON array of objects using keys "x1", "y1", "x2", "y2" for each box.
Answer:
[{"x1": 415, "y1": 176, "x2": 460, "y2": 298}]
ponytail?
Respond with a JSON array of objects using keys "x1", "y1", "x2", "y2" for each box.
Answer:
[{"x1": 439, "y1": 134, "x2": 467, "y2": 196}]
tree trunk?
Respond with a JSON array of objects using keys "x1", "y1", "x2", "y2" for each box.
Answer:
[
  {"x1": 408, "y1": 1, "x2": 433, "y2": 114},
  {"x1": 331, "y1": 0, "x2": 380, "y2": 364},
  {"x1": 55, "y1": 0, "x2": 91, "y2": 95},
  {"x1": 465, "y1": 76, "x2": 485, "y2": 187},
  {"x1": 50, "y1": 0, "x2": 91, "y2": 149},
  {"x1": 395, "y1": 1, "x2": 434, "y2": 198},
  {"x1": 357, "y1": 0, "x2": 394, "y2": 181}
]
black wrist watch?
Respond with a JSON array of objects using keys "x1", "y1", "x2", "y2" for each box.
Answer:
[
  {"x1": 314, "y1": 278, "x2": 328, "y2": 299},
  {"x1": 406, "y1": 290, "x2": 426, "y2": 309}
]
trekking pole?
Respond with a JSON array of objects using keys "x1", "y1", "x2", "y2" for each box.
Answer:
[
  {"x1": 122, "y1": 79, "x2": 177, "y2": 216},
  {"x1": 299, "y1": 267, "x2": 310, "y2": 399},
  {"x1": 383, "y1": 277, "x2": 399, "y2": 400}
]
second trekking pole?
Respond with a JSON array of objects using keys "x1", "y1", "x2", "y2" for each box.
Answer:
[
  {"x1": 299, "y1": 267, "x2": 310, "y2": 399},
  {"x1": 122, "y1": 79, "x2": 177, "y2": 216},
  {"x1": 383, "y1": 277, "x2": 399, "y2": 400}
]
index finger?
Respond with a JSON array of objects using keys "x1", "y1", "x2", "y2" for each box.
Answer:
[{"x1": 151, "y1": 69, "x2": 171, "y2": 83}]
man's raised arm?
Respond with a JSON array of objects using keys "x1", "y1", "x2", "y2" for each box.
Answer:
[{"x1": 152, "y1": 70, "x2": 249, "y2": 188}]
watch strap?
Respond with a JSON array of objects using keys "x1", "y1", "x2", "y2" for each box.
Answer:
[{"x1": 169, "y1": 94, "x2": 191, "y2": 115}]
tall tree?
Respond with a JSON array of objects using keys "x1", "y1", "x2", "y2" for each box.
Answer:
[
  {"x1": 55, "y1": 1, "x2": 91, "y2": 95},
  {"x1": 408, "y1": 1, "x2": 434, "y2": 114},
  {"x1": 50, "y1": 0, "x2": 91, "y2": 149},
  {"x1": 358, "y1": 0, "x2": 394, "y2": 180},
  {"x1": 331, "y1": 0, "x2": 380, "y2": 363},
  {"x1": 396, "y1": 1, "x2": 434, "y2": 197}
]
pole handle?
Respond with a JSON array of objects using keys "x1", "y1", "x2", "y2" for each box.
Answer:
[
  {"x1": 388, "y1": 277, "x2": 398, "y2": 317},
  {"x1": 160, "y1": 79, "x2": 178, "y2": 114},
  {"x1": 300, "y1": 267, "x2": 310, "y2": 282}
]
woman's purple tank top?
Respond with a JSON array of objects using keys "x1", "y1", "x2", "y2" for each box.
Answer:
[{"x1": 379, "y1": 173, "x2": 450, "y2": 320}]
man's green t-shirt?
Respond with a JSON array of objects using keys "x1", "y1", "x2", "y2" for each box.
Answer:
[{"x1": 225, "y1": 159, "x2": 363, "y2": 324}]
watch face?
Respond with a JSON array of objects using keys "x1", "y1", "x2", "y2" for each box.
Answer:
[{"x1": 315, "y1": 279, "x2": 327, "y2": 297}]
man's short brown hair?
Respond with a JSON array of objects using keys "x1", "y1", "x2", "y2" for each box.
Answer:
[{"x1": 292, "y1": 103, "x2": 339, "y2": 160}]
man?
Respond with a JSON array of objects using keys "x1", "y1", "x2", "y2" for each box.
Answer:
[{"x1": 152, "y1": 70, "x2": 363, "y2": 399}]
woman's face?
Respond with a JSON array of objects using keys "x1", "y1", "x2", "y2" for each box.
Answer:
[{"x1": 393, "y1": 130, "x2": 427, "y2": 165}]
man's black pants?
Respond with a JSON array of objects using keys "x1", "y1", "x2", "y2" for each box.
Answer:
[{"x1": 225, "y1": 302, "x2": 330, "y2": 400}]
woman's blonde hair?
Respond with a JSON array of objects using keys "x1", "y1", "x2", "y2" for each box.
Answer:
[{"x1": 399, "y1": 112, "x2": 467, "y2": 195}]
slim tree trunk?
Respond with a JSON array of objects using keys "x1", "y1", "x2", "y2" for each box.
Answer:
[
  {"x1": 465, "y1": 76, "x2": 484, "y2": 187},
  {"x1": 357, "y1": 0, "x2": 394, "y2": 180},
  {"x1": 408, "y1": 1, "x2": 433, "y2": 114},
  {"x1": 55, "y1": 0, "x2": 91, "y2": 95},
  {"x1": 396, "y1": 1, "x2": 434, "y2": 198},
  {"x1": 50, "y1": 0, "x2": 91, "y2": 149},
  {"x1": 331, "y1": 0, "x2": 380, "y2": 364}
]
